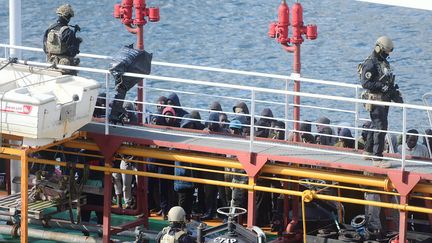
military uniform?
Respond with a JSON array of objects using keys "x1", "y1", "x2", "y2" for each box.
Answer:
[
  {"x1": 360, "y1": 47, "x2": 402, "y2": 159},
  {"x1": 156, "y1": 226, "x2": 195, "y2": 243},
  {"x1": 43, "y1": 4, "x2": 81, "y2": 75}
]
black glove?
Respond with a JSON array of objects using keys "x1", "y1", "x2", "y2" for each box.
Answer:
[{"x1": 387, "y1": 85, "x2": 403, "y2": 103}]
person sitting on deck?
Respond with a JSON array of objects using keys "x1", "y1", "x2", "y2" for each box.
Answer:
[
  {"x1": 335, "y1": 128, "x2": 356, "y2": 149},
  {"x1": 167, "y1": 93, "x2": 189, "y2": 127},
  {"x1": 255, "y1": 108, "x2": 274, "y2": 138},
  {"x1": 92, "y1": 92, "x2": 107, "y2": 123},
  {"x1": 287, "y1": 120, "x2": 315, "y2": 143},
  {"x1": 315, "y1": 116, "x2": 335, "y2": 146},
  {"x1": 269, "y1": 120, "x2": 286, "y2": 140},
  {"x1": 123, "y1": 101, "x2": 138, "y2": 125},
  {"x1": 397, "y1": 129, "x2": 429, "y2": 158},
  {"x1": 150, "y1": 96, "x2": 168, "y2": 125},
  {"x1": 209, "y1": 101, "x2": 223, "y2": 112},
  {"x1": 162, "y1": 106, "x2": 179, "y2": 127},
  {"x1": 232, "y1": 101, "x2": 252, "y2": 136}
]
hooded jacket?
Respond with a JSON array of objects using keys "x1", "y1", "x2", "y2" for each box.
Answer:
[
  {"x1": 256, "y1": 108, "x2": 274, "y2": 138},
  {"x1": 168, "y1": 93, "x2": 189, "y2": 118}
]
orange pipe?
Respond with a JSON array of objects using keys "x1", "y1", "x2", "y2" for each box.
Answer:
[{"x1": 20, "y1": 149, "x2": 29, "y2": 243}]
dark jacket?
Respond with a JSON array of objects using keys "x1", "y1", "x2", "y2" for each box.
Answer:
[
  {"x1": 256, "y1": 108, "x2": 274, "y2": 138},
  {"x1": 167, "y1": 93, "x2": 189, "y2": 118}
]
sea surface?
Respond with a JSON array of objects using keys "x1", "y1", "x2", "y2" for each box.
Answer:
[{"x1": 1, "y1": 0, "x2": 431, "y2": 132}]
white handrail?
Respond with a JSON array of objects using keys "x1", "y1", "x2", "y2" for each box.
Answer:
[{"x1": 2, "y1": 44, "x2": 432, "y2": 171}]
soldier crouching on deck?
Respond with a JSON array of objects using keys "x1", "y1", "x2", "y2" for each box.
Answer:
[
  {"x1": 43, "y1": 4, "x2": 82, "y2": 75},
  {"x1": 359, "y1": 36, "x2": 403, "y2": 168}
]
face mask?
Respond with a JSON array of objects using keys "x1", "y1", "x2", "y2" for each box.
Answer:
[{"x1": 380, "y1": 52, "x2": 389, "y2": 59}]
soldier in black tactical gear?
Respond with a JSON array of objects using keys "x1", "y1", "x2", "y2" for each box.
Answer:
[
  {"x1": 43, "y1": 4, "x2": 82, "y2": 75},
  {"x1": 359, "y1": 36, "x2": 403, "y2": 168}
]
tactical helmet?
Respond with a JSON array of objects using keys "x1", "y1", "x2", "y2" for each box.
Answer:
[
  {"x1": 167, "y1": 206, "x2": 186, "y2": 222},
  {"x1": 56, "y1": 4, "x2": 74, "y2": 19},
  {"x1": 375, "y1": 36, "x2": 394, "y2": 54}
]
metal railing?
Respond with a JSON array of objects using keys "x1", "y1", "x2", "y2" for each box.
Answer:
[{"x1": 1, "y1": 44, "x2": 432, "y2": 172}]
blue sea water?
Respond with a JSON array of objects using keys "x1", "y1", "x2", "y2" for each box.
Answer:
[{"x1": 0, "y1": 0, "x2": 431, "y2": 131}]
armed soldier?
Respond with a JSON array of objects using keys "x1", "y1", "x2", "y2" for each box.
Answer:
[
  {"x1": 43, "y1": 4, "x2": 82, "y2": 75},
  {"x1": 359, "y1": 36, "x2": 403, "y2": 168},
  {"x1": 155, "y1": 206, "x2": 196, "y2": 243}
]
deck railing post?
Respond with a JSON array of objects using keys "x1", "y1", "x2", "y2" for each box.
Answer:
[
  {"x1": 354, "y1": 87, "x2": 360, "y2": 150},
  {"x1": 285, "y1": 79, "x2": 290, "y2": 140},
  {"x1": 142, "y1": 78, "x2": 147, "y2": 125},
  {"x1": 401, "y1": 106, "x2": 407, "y2": 171},
  {"x1": 250, "y1": 90, "x2": 256, "y2": 152},
  {"x1": 104, "y1": 73, "x2": 109, "y2": 135}
]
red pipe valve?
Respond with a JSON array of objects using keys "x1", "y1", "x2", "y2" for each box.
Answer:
[
  {"x1": 306, "y1": 24, "x2": 317, "y2": 40},
  {"x1": 268, "y1": 1, "x2": 317, "y2": 47},
  {"x1": 148, "y1": 7, "x2": 160, "y2": 22},
  {"x1": 268, "y1": 0, "x2": 290, "y2": 44},
  {"x1": 113, "y1": 0, "x2": 160, "y2": 28}
]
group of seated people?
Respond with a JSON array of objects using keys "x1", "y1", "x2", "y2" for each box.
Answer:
[{"x1": 89, "y1": 91, "x2": 432, "y2": 230}]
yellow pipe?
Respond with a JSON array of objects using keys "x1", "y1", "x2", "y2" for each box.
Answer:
[
  {"x1": 7, "y1": 156, "x2": 432, "y2": 215},
  {"x1": 20, "y1": 149, "x2": 29, "y2": 243},
  {"x1": 0, "y1": 147, "x2": 24, "y2": 156},
  {"x1": 63, "y1": 140, "x2": 432, "y2": 194},
  {"x1": 3, "y1": 144, "x2": 432, "y2": 196},
  {"x1": 259, "y1": 176, "x2": 400, "y2": 196}
]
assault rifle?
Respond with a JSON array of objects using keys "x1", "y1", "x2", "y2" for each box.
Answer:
[{"x1": 380, "y1": 73, "x2": 403, "y2": 103}]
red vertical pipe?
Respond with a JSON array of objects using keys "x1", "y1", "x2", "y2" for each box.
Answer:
[
  {"x1": 137, "y1": 25, "x2": 144, "y2": 125},
  {"x1": 247, "y1": 176, "x2": 256, "y2": 227},
  {"x1": 102, "y1": 157, "x2": 113, "y2": 243},
  {"x1": 293, "y1": 44, "x2": 301, "y2": 142},
  {"x1": 398, "y1": 196, "x2": 408, "y2": 243},
  {"x1": 286, "y1": 46, "x2": 301, "y2": 234}
]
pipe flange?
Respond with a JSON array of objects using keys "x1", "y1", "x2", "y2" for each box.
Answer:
[
  {"x1": 351, "y1": 215, "x2": 366, "y2": 228},
  {"x1": 302, "y1": 190, "x2": 316, "y2": 203},
  {"x1": 383, "y1": 178, "x2": 392, "y2": 192},
  {"x1": 11, "y1": 224, "x2": 19, "y2": 238}
]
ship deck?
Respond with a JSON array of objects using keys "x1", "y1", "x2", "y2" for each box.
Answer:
[{"x1": 82, "y1": 122, "x2": 432, "y2": 180}]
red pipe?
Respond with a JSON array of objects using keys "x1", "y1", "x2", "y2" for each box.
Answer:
[
  {"x1": 102, "y1": 158, "x2": 113, "y2": 243},
  {"x1": 292, "y1": 44, "x2": 301, "y2": 143}
]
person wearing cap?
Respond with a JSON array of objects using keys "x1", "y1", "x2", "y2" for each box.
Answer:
[
  {"x1": 43, "y1": 4, "x2": 82, "y2": 75},
  {"x1": 359, "y1": 36, "x2": 403, "y2": 168},
  {"x1": 162, "y1": 106, "x2": 178, "y2": 127}
]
